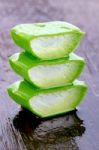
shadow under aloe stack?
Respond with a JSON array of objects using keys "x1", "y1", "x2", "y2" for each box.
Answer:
[{"x1": 7, "y1": 21, "x2": 87, "y2": 118}]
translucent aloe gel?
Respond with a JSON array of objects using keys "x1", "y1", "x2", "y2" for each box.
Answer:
[
  {"x1": 9, "y1": 52, "x2": 85, "y2": 89},
  {"x1": 7, "y1": 80, "x2": 87, "y2": 118},
  {"x1": 8, "y1": 21, "x2": 87, "y2": 118},
  {"x1": 11, "y1": 21, "x2": 84, "y2": 60}
]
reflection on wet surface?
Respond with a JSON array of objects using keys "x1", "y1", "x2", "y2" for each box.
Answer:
[{"x1": 13, "y1": 108, "x2": 85, "y2": 150}]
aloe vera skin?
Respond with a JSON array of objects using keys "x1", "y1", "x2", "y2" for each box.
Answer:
[
  {"x1": 9, "y1": 52, "x2": 85, "y2": 89},
  {"x1": 7, "y1": 80, "x2": 87, "y2": 118},
  {"x1": 11, "y1": 21, "x2": 84, "y2": 60}
]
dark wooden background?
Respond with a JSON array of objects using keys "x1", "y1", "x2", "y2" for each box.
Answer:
[{"x1": 0, "y1": 0, "x2": 99, "y2": 149}]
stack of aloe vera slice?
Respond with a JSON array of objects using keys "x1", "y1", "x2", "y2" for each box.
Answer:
[{"x1": 8, "y1": 21, "x2": 87, "y2": 118}]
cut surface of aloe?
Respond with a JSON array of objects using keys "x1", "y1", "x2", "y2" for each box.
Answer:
[
  {"x1": 9, "y1": 52, "x2": 85, "y2": 89},
  {"x1": 7, "y1": 80, "x2": 87, "y2": 118},
  {"x1": 11, "y1": 21, "x2": 84, "y2": 60}
]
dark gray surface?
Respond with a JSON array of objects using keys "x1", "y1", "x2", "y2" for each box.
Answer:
[{"x1": 0, "y1": 0, "x2": 99, "y2": 149}]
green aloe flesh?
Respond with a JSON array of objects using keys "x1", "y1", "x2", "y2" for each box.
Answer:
[
  {"x1": 9, "y1": 52, "x2": 85, "y2": 89},
  {"x1": 11, "y1": 21, "x2": 84, "y2": 60},
  {"x1": 7, "y1": 80, "x2": 87, "y2": 118}
]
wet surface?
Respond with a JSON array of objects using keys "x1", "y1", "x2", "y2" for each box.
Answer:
[
  {"x1": 13, "y1": 109, "x2": 85, "y2": 150},
  {"x1": 0, "y1": 0, "x2": 99, "y2": 149}
]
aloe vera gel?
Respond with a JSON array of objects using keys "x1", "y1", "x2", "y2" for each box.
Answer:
[
  {"x1": 8, "y1": 21, "x2": 87, "y2": 118},
  {"x1": 8, "y1": 80, "x2": 87, "y2": 118},
  {"x1": 9, "y1": 52, "x2": 85, "y2": 89},
  {"x1": 11, "y1": 21, "x2": 84, "y2": 60}
]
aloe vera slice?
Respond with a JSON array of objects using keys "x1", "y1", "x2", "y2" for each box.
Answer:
[
  {"x1": 11, "y1": 21, "x2": 84, "y2": 60},
  {"x1": 7, "y1": 80, "x2": 87, "y2": 118},
  {"x1": 9, "y1": 52, "x2": 85, "y2": 89}
]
